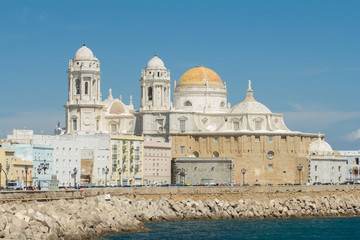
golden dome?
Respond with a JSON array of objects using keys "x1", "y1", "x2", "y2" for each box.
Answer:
[{"x1": 176, "y1": 66, "x2": 224, "y2": 88}]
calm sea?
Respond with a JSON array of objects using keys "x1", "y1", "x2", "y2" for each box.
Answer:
[{"x1": 97, "y1": 217, "x2": 360, "y2": 240}]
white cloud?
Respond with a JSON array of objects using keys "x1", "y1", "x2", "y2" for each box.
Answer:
[
  {"x1": 0, "y1": 111, "x2": 64, "y2": 138},
  {"x1": 344, "y1": 129, "x2": 360, "y2": 142}
]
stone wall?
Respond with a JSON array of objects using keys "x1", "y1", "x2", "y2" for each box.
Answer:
[
  {"x1": 0, "y1": 185, "x2": 359, "y2": 202},
  {"x1": 0, "y1": 187, "x2": 359, "y2": 239}
]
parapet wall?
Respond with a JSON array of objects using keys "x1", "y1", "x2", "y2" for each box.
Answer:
[{"x1": 1, "y1": 185, "x2": 360, "y2": 202}]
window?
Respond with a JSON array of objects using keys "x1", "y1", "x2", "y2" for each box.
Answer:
[
  {"x1": 72, "y1": 119, "x2": 77, "y2": 131},
  {"x1": 148, "y1": 87, "x2": 153, "y2": 101},
  {"x1": 281, "y1": 136, "x2": 286, "y2": 142},
  {"x1": 214, "y1": 136, "x2": 218, "y2": 142},
  {"x1": 180, "y1": 146, "x2": 185, "y2": 155},
  {"x1": 255, "y1": 120, "x2": 262, "y2": 130},
  {"x1": 267, "y1": 151, "x2": 274, "y2": 159},
  {"x1": 75, "y1": 79, "x2": 80, "y2": 94},
  {"x1": 268, "y1": 164, "x2": 273, "y2": 169},
  {"x1": 220, "y1": 101, "x2": 225, "y2": 107},
  {"x1": 268, "y1": 136, "x2": 273, "y2": 142},
  {"x1": 213, "y1": 151, "x2": 219, "y2": 157},
  {"x1": 338, "y1": 166, "x2": 341, "y2": 172},
  {"x1": 233, "y1": 121, "x2": 239, "y2": 131},
  {"x1": 355, "y1": 158, "x2": 359, "y2": 165},
  {"x1": 96, "y1": 119, "x2": 99, "y2": 131},
  {"x1": 184, "y1": 101, "x2": 192, "y2": 106},
  {"x1": 111, "y1": 124, "x2": 117, "y2": 133},
  {"x1": 255, "y1": 136, "x2": 260, "y2": 142},
  {"x1": 193, "y1": 151, "x2": 199, "y2": 157},
  {"x1": 85, "y1": 82, "x2": 89, "y2": 94},
  {"x1": 315, "y1": 176, "x2": 318, "y2": 181},
  {"x1": 315, "y1": 165, "x2": 318, "y2": 172},
  {"x1": 180, "y1": 120, "x2": 186, "y2": 132}
]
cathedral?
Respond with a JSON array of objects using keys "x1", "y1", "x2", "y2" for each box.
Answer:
[{"x1": 65, "y1": 44, "x2": 322, "y2": 185}]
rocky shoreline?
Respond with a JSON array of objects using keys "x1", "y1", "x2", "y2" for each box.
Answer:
[{"x1": 1, "y1": 193, "x2": 360, "y2": 239}]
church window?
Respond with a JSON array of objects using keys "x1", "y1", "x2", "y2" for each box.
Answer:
[
  {"x1": 220, "y1": 101, "x2": 225, "y2": 107},
  {"x1": 111, "y1": 124, "x2": 117, "y2": 133},
  {"x1": 85, "y1": 82, "x2": 89, "y2": 94},
  {"x1": 233, "y1": 121, "x2": 239, "y2": 131},
  {"x1": 96, "y1": 120, "x2": 99, "y2": 131},
  {"x1": 72, "y1": 119, "x2": 77, "y2": 131},
  {"x1": 315, "y1": 165, "x2": 318, "y2": 172},
  {"x1": 158, "y1": 72, "x2": 160, "y2": 77},
  {"x1": 148, "y1": 87, "x2": 153, "y2": 101},
  {"x1": 338, "y1": 166, "x2": 341, "y2": 172},
  {"x1": 184, "y1": 101, "x2": 192, "y2": 106},
  {"x1": 75, "y1": 80, "x2": 80, "y2": 94},
  {"x1": 255, "y1": 120, "x2": 262, "y2": 130},
  {"x1": 267, "y1": 151, "x2": 274, "y2": 159},
  {"x1": 213, "y1": 151, "x2": 219, "y2": 157},
  {"x1": 268, "y1": 136, "x2": 273, "y2": 142},
  {"x1": 193, "y1": 151, "x2": 199, "y2": 157},
  {"x1": 255, "y1": 136, "x2": 260, "y2": 142},
  {"x1": 355, "y1": 158, "x2": 359, "y2": 165},
  {"x1": 214, "y1": 136, "x2": 218, "y2": 142},
  {"x1": 180, "y1": 146, "x2": 185, "y2": 155},
  {"x1": 281, "y1": 136, "x2": 286, "y2": 142},
  {"x1": 180, "y1": 120, "x2": 186, "y2": 132}
]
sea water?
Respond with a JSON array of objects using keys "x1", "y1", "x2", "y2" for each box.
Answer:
[{"x1": 98, "y1": 217, "x2": 360, "y2": 239}]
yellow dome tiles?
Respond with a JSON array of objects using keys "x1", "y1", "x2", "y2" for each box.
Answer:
[{"x1": 177, "y1": 66, "x2": 225, "y2": 88}]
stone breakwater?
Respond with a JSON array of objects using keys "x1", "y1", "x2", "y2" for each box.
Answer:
[{"x1": 1, "y1": 193, "x2": 360, "y2": 239}]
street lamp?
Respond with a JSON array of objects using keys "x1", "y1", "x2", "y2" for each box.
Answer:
[
  {"x1": 229, "y1": 163, "x2": 234, "y2": 185},
  {"x1": 37, "y1": 167, "x2": 41, "y2": 190},
  {"x1": 179, "y1": 168, "x2": 186, "y2": 186},
  {"x1": 0, "y1": 163, "x2": 8, "y2": 188},
  {"x1": 349, "y1": 168, "x2": 353, "y2": 181},
  {"x1": 25, "y1": 166, "x2": 28, "y2": 188},
  {"x1": 73, "y1": 167, "x2": 78, "y2": 188},
  {"x1": 297, "y1": 164, "x2": 303, "y2": 185},
  {"x1": 118, "y1": 168, "x2": 122, "y2": 187},
  {"x1": 105, "y1": 166, "x2": 109, "y2": 187},
  {"x1": 241, "y1": 168, "x2": 246, "y2": 186}
]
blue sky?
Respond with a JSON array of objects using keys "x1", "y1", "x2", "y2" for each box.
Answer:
[{"x1": 1, "y1": 0, "x2": 359, "y2": 149}]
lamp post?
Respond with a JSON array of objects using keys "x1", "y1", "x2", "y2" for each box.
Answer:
[
  {"x1": 118, "y1": 168, "x2": 122, "y2": 187},
  {"x1": 37, "y1": 167, "x2": 41, "y2": 190},
  {"x1": 349, "y1": 168, "x2": 353, "y2": 181},
  {"x1": 297, "y1": 164, "x2": 303, "y2": 185},
  {"x1": 229, "y1": 163, "x2": 234, "y2": 185},
  {"x1": 25, "y1": 166, "x2": 28, "y2": 188},
  {"x1": 73, "y1": 167, "x2": 78, "y2": 188},
  {"x1": 0, "y1": 163, "x2": 8, "y2": 188},
  {"x1": 105, "y1": 166, "x2": 109, "y2": 187},
  {"x1": 179, "y1": 168, "x2": 186, "y2": 186},
  {"x1": 241, "y1": 168, "x2": 246, "y2": 186}
]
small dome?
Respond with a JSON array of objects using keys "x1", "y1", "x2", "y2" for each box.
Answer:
[
  {"x1": 309, "y1": 137, "x2": 334, "y2": 156},
  {"x1": 231, "y1": 80, "x2": 271, "y2": 114},
  {"x1": 74, "y1": 44, "x2": 95, "y2": 60},
  {"x1": 231, "y1": 101, "x2": 271, "y2": 114},
  {"x1": 146, "y1": 55, "x2": 166, "y2": 70},
  {"x1": 177, "y1": 66, "x2": 224, "y2": 88},
  {"x1": 109, "y1": 102, "x2": 125, "y2": 114}
]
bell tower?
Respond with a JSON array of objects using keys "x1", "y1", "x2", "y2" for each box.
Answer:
[
  {"x1": 140, "y1": 53, "x2": 171, "y2": 111},
  {"x1": 65, "y1": 44, "x2": 104, "y2": 134}
]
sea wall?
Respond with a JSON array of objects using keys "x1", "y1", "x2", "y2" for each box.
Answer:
[
  {"x1": 1, "y1": 185, "x2": 360, "y2": 203},
  {"x1": 1, "y1": 188, "x2": 360, "y2": 239}
]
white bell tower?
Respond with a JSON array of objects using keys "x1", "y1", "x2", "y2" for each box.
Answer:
[
  {"x1": 140, "y1": 53, "x2": 171, "y2": 111},
  {"x1": 65, "y1": 44, "x2": 104, "y2": 134}
]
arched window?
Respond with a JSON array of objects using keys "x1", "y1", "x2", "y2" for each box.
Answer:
[
  {"x1": 85, "y1": 82, "x2": 89, "y2": 94},
  {"x1": 72, "y1": 118, "x2": 77, "y2": 131},
  {"x1": 220, "y1": 101, "x2": 225, "y2": 107},
  {"x1": 75, "y1": 79, "x2": 80, "y2": 94},
  {"x1": 184, "y1": 101, "x2": 192, "y2": 106},
  {"x1": 148, "y1": 87, "x2": 153, "y2": 101}
]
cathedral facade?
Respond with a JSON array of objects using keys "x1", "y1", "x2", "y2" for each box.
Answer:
[{"x1": 65, "y1": 45, "x2": 321, "y2": 185}]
